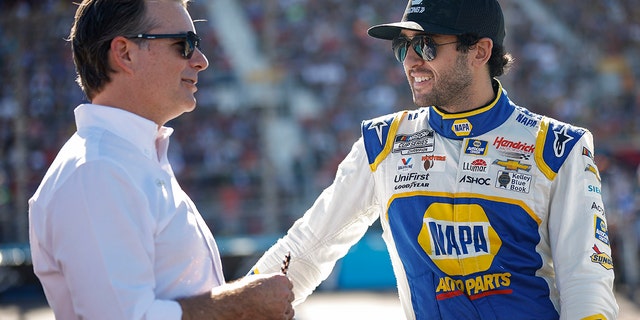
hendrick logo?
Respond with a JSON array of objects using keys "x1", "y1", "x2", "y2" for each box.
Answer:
[{"x1": 493, "y1": 136, "x2": 535, "y2": 154}]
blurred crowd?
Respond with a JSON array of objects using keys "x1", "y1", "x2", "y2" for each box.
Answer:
[{"x1": 0, "y1": 0, "x2": 639, "y2": 297}]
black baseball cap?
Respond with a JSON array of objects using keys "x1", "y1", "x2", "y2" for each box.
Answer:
[{"x1": 367, "y1": 0, "x2": 505, "y2": 46}]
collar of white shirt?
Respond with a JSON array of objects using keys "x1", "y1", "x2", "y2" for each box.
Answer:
[{"x1": 74, "y1": 104, "x2": 174, "y2": 162}]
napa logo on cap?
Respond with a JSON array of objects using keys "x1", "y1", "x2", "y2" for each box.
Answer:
[
  {"x1": 452, "y1": 119, "x2": 472, "y2": 137},
  {"x1": 418, "y1": 203, "x2": 502, "y2": 275}
]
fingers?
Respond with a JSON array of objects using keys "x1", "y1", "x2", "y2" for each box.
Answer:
[{"x1": 284, "y1": 304, "x2": 295, "y2": 320}]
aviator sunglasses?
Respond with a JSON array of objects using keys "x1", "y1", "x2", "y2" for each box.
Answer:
[
  {"x1": 392, "y1": 35, "x2": 458, "y2": 62},
  {"x1": 127, "y1": 31, "x2": 202, "y2": 59}
]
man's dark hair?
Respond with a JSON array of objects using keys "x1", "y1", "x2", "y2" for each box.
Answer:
[
  {"x1": 457, "y1": 33, "x2": 514, "y2": 78},
  {"x1": 68, "y1": 0, "x2": 187, "y2": 100}
]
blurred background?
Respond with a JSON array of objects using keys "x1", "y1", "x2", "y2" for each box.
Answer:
[{"x1": 0, "y1": 0, "x2": 639, "y2": 317}]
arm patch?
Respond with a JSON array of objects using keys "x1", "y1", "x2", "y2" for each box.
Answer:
[
  {"x1": 535, "y1": 117, "x2": 586, "y2": 180},
  {"x1": 361, "y1": 112, "x2": 406, "y2": 172}
]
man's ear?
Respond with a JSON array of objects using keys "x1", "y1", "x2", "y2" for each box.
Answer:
[
  {"x1": 109, "y1": 36, "x2": 135, "y2": 74},
  {"x1": 472, "y1": 37, "x2": 493, "y2": 67}
]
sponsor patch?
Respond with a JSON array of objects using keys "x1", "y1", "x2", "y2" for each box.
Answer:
[
  {"x1": 393, "y1": 172, "x2": 430, "y2": 190},
  {"x1": 397, "y1": 157, "x2": 414, "y2": 173},
  {"x1": 515, "y1": 113, "x2": 539, "y2": 127},
  {"x1": 594, "y1": 216, "x2": 610, "y2": 246},
  {"x1": 367, "y1": 120, "x2": 389, "y2": 145},
  {"x1": 393, "y1": 130, "x2": 435, "y2": 154},
  {"x1": 422, "y1": 154, "x2": 446, "y2": 172},
  {"x1": 435, "y1": 273, "x2": 513, "y2": 301},
  {"x1": 493, "y1": 159, "x2": 531, "y2": 172},
  {"x1": 590, "y1": 244, "x2": 613, "y2": 270},
  {"x1": 461, "y1": 157, "x2": 490, "y2": 174},
  {"x1": 585, "y1": 164, "x2": 601, "y2": 182},
  {"x1": 418, "y1": 203, "x2": 502, "y2": 276},
  {"x1": 495, "y1": 171, "x2": 532, "y2": 193},
  {"x1": 582, "y1": 147, "x2": 594, "y2": 160},
  {"x1": 464, "y1": 139, "x2": 488, "y2": 156},
  {"x1": 493, "y1": 136, "x2": 535, "y2": 154},
  {"x1": 459, "y1": 175, "x2": 491, "y2": 186},
  {"x1": 586, "y1": 184, "x2": 602, "y2": 197},
  {"x1": 591, "y1": 201, "x2": 605, "y2": 215},
  {"x1": 452, "y1": 119, "x2": 472, "y2": 137},
  {"x1": 552, "y1": 125, "x2": 574, "y2": 157}
]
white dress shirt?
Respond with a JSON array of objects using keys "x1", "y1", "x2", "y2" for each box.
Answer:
[{"x1": 29, "y1": 104, "x2": 225, "y2": 320}]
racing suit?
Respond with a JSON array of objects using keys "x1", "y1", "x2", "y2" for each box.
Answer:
[{"x1": 251, "y1": 81, "x2": 618, "y2": 319}]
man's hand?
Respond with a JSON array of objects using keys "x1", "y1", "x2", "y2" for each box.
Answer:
[{"x1": 178, "y1": 273, "x2": 295, "y2": 320}]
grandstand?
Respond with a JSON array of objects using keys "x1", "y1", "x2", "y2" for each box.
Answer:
[{"x1": 0, "y1": 0, "x2": 638, "y2": 302}]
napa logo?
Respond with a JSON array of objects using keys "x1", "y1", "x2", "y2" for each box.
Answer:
[
  {"x1": 418, "y1": 203, "x2": 502, "y2": 275},
  {"x1": 452, "y1": 119, "x2": 472, "y2": 137}
]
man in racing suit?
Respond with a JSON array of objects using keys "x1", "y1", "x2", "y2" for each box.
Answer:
[{"x1": 251, "y1": 0, "x2": 618, "y2": 319}]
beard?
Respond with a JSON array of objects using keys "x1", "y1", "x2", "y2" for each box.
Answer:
[{"x1": 412, "y1": 53, "x2": 473, "y2": 110}]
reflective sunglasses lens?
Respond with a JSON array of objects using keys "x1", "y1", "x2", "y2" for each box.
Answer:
[
  {"x1": 184, "y1": 32, "x2": 201, "y2": 59},
  {"x1": 392, "y1": 38, "x2": 409, "y2": 62},
  {"x1": 412, "y1": 36, "x2": 436, "y2": 61},
  {"x1": 413, "y1": 38, "x2": 425, "y2": 60}
]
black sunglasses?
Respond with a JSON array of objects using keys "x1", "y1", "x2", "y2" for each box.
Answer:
[
  {"x1": 127, "y1": 31, "x2": 202, "y2": 59},
  {"x1": 392, "y1": 35, "x2": 458, "y2": 62}
]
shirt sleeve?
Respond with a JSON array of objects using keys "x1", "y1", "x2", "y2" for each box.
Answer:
[
  {"x1": 547, "y1": 130, "x2": 619, "y2": 319},
  {"x1": 40, "y1": 160, "x2": 183, "y2": 320},
  {"x1": 249, "y1": 138, "x2": 381, "y2": 305}
]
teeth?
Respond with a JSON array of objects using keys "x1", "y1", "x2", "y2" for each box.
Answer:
[{"x1": 414, "y1": 76, "x2": 431, "y2": 83}]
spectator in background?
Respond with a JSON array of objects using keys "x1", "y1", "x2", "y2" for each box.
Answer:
[
  {"x1": 250, "y1": 0, "x2": 618, "y2": 319},
  {"x1": 27, "y1": 0, "x2": 294, "y2": 319}
]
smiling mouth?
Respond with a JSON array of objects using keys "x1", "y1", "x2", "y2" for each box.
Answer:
[{"x1": 414, "y1": 76, "x2": 432, "y2": 83}]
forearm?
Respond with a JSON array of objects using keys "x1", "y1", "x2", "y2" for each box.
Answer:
[
  {"x1": 178, "y1": 274, "x2": 294, "y2": 320},
  {"x1": 177, "y1": 281, "x2": 247, "y2": 320}
]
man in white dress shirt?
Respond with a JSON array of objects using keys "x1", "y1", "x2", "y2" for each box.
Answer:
[{"x1": 28, "y1": 1, "x2": 295, "y2": 319}]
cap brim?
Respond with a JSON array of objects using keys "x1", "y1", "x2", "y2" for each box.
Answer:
[
  {"x1": 367, "y1": 21, "x2": 424, "y2": 40},
  {"x1": 367, "y1": 21, "x2": 465, "y2": 40}
]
